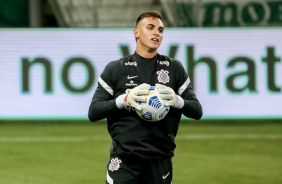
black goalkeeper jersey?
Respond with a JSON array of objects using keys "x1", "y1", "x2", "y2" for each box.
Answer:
[{"x1": 88, "y1": 53, "x2": 202, "y2": 160}]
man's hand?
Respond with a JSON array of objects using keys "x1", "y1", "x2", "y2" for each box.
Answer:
[
  {"x1": 127, "y1": 83, "x2": 150, "y2": 110},
  {"x1": 115, "y1": 93, "x2": 129, "y2": 109},
  {"x1": 115, "y1": 83, "x2": 150, "y2": 110},
  {"x1": 155, "y1": 83, "x2": 184, "y2": 109}
]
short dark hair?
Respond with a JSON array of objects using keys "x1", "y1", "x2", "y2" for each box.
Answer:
[{"x1": 135, "y1": 11, "x2": 162, "y2": 26}]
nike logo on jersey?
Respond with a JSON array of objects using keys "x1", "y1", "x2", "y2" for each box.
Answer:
[
  {"x1": 127, "y1": 75, "x2": 138, "y2": 79},
  {"x1": 162, "y1": 172, "x2": 170, "y2": 179}
]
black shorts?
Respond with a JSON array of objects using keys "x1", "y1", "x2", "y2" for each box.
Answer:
[{"x1": 106, "y1": 155, "x2": 173, "y2": 184}]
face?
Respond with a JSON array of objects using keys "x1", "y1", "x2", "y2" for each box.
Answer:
[{"x1": 134, "y1": 17, "x2": 164, "y2": 52}]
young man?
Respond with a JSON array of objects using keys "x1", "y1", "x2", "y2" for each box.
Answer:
[{"x1": 88, "y1": 11, "x2": 202, "y2": 184}]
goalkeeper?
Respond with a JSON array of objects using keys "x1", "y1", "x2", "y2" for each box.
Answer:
[{"x1": 88, "y1": 11, "x2": 202, "y2": 184}]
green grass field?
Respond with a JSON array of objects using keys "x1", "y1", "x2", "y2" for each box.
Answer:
[{"x1": 0, "y1": 120, "x2": 281, "y2": 184}]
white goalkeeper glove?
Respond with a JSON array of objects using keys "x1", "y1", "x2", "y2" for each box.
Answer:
[
  {"x1": 115, "y1": 93, "x2": 129, "y2": 109},
  {"x1": 127, "y1": 83, "x2": 150, "y2": 110},
  {"x1": 155, "y1": 83, "x2": 184, "y2": 109},
  {"x1": 115, "y1": 83, "x2": 150, "y2": 110}
]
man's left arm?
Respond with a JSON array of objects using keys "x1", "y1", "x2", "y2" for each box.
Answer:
[
  {"x1": 156, "y1": 83, "x2": 203, "y2": 120},
  {"x1": 178, "y1": 83, "x2": 203, "y2": 120}
]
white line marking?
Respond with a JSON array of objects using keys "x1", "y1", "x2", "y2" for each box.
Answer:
[
  {"x1": 0, "y1": 136, "x2": 110, "y2": 143},
  {"x1": 0, "y1": 134, "x2": 281, "y2": 143},
  {"x1": 177, "y1": 134, "x2": 282, "y2": 140}
]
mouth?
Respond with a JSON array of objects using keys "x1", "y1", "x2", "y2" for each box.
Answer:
[{"x1": 151, "y1": 38, "x2": 159, "y2": 43}]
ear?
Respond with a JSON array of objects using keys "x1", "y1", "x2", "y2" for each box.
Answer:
[{"x1": 133, "y1": 28, "x2": 139, "y2": 39}]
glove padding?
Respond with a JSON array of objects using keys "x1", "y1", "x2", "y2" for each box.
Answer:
[
  {"x1": 155, "y1": 83, "x2": 184, "y2": 109},
  {"x1": 127, "y1": 83, "x2": 150, "y2": 110}
]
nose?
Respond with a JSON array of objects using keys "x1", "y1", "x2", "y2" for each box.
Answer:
[{"x1": 153, "y1": 29, "x2": 159, "y2": 36}]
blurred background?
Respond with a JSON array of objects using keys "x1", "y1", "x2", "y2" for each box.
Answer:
[
  {"x1": 1, "y1": 0, "x2": 282, "y2": 28},
  {"x1": 0, "y1": 0, "x2": 282, "y2": 184}
]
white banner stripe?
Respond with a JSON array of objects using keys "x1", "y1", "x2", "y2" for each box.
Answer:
[{"x1": 1, "y1": 29, "x2": 282, "y2": 119}]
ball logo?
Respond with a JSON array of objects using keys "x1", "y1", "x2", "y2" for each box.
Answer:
[
  {"x1": 148, "y1": 96, "x2": 162, "y2": 109},
  {"x1": 159, "y1": 108, "x2": 169, "y2": 119},
  {"x1": 142, "y1": 112, "x2": 153, "y2": 120},
  {"x1": 135, "y1": 86, "x2": 170, "y2": 122}
]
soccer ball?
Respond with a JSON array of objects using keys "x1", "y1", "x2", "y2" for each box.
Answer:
[{"x1": 135, "y1": 86, "x2": 170, "y2": 122}]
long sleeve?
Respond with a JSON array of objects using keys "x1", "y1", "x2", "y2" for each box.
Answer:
[
  {"x1": 88, "y1": 60, "x2": 122, "y2": 122},
  {"x1": 180, "y1": 83, "x2": 203, "y2": 120},
  {"x1": 88, "y1": 83, "x2": 118, "y2": 122}
]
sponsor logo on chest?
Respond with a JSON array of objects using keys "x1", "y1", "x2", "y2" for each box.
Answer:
[
  {"x1": 126, "y1": 80, "x2": 138, "y2": 86},
  {"x1": 125, "y1": 61, "x2": 137, "y2": 66},
  {"x1": 157, "y1": 60, "x2": 169, "y2": 66}
]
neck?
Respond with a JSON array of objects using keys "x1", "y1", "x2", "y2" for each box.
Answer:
[{"x1": 135, "y1": 47, "x2": 158, "y2": 59}]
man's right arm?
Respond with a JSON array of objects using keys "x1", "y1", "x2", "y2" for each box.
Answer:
[
  {"x1": 88, "y1": 61, "x2": 119, "y2": 122},
  {"x1": 88, "y1": 82, "x2": 118, "y2": 122}
]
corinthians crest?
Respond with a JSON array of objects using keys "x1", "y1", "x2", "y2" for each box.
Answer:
[
  {"x1": 156, "y1": 70, "x2": 170, "y2": 84},
  {"x1": 108, "y1": 157, "x2": 122, "y2": 171}
]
